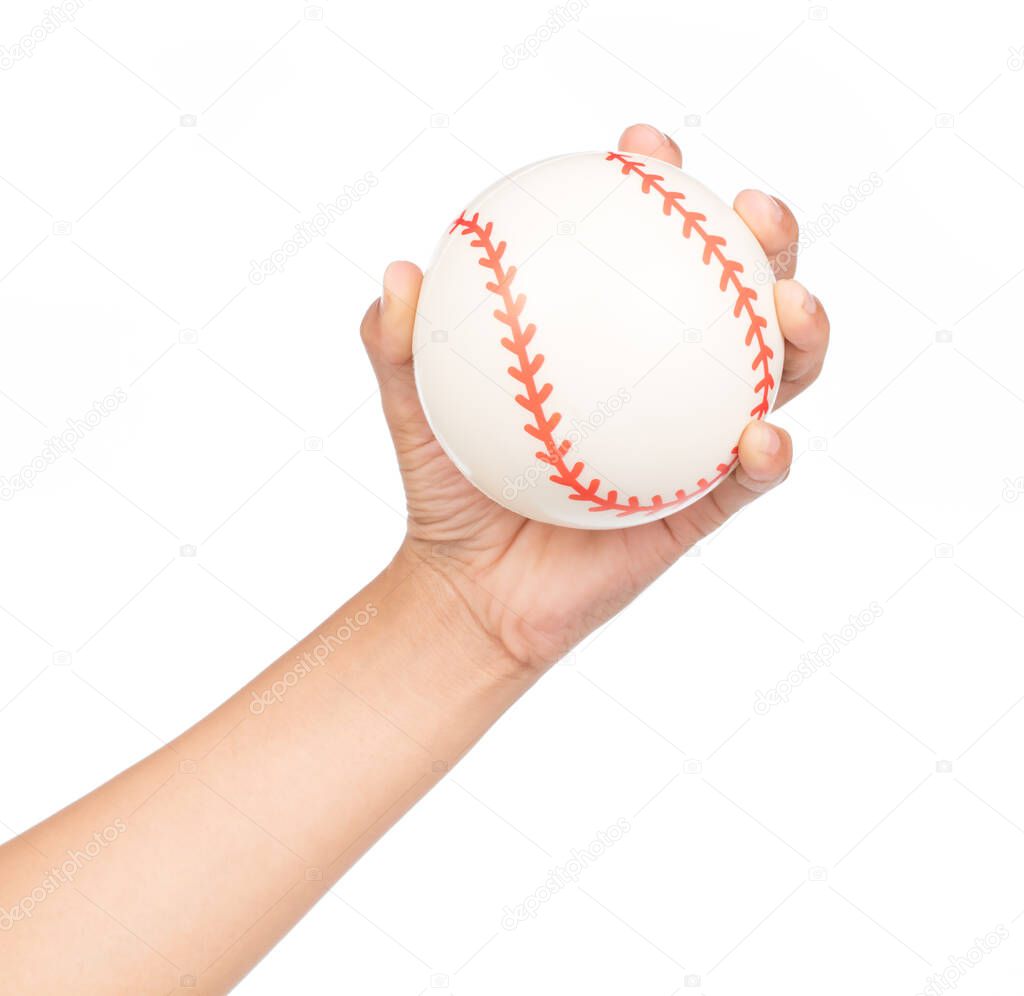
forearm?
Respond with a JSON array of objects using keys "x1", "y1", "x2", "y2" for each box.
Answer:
[{"x1": 0, "y1": 548, "x2": 528, "y2": 994}]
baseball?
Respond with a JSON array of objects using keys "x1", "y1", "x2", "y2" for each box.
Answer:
[{"x1": 412, "y1": 151, "x2": 785, "y2": 530}]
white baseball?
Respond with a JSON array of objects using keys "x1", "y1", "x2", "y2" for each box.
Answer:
[{"x1": 412, "y1": 151, "x2": 785, "y2": 530}]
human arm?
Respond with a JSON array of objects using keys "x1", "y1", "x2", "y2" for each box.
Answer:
[{"x1": 0, "y1": 122, "x2": 828, "y2": 994}]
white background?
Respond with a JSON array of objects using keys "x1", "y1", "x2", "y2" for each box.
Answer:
[{"x1": 2, "y1": 0, "x2": 1024, "y2": 993}]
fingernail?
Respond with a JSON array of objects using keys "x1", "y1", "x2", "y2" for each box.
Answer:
[
  {"x1": 803, "y1": 291, "x2": 818, "y2": 315},
  {"x1": 639, "y1": 123, "x2": 665, "y2": 143},
  {"x1": 381, "y1": 263, "x2": 396, "y2": 314},
  {"x1": 765, "y1": 193, "x2": 785, "y2": 223},
  {"x1": 749, "y1": 420, "x2": 781, "y2": 456}
]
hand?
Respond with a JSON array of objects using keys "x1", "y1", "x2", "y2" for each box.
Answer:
[{"x1": 361, "y1": 123, "x2": 829, "y2": 672}]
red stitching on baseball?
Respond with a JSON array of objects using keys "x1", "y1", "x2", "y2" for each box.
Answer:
[
  {"x1": 447, "y1": 152, "x2": 774, "y2": 518},
  {"x1": 606, "y1": 153, "x2": 775, "y2": 419}
]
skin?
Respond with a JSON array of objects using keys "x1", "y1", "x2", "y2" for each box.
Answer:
[{"x1": 0, "y1": 124, "x2": 828, "y2": 994}]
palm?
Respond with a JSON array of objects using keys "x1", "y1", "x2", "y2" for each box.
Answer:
[
  {"x1": 398, "y1": 418, "x2": 709, "y2": 666},
  {"x1": 366, "y1": 123, "x2": 828, "y2": 670}
]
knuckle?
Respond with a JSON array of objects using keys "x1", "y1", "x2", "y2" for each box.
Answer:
[{"x1": 359, "y1": 301, "x2": 382, "y2": 346}]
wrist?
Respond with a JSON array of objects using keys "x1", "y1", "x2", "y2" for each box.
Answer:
[{"x1": 384, "y1": 541, "x2": 535, "y2": 687}]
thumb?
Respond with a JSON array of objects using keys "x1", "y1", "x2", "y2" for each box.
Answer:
[
  {"x1": 663, "y1": 419, "x2": 792, "y2": 546},
  {"x1": 359, "y1": 260, "x2": 433, "y2": 453}
]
